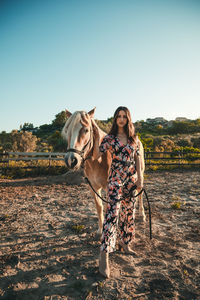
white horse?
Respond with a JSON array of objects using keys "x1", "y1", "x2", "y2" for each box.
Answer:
[{"x1": 61, "y1": 108, "x2": 146, "y2": 234}]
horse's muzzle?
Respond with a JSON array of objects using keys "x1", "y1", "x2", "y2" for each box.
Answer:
[{"x1": 64, "y1": 153, "x2": 78, "y2": 169}]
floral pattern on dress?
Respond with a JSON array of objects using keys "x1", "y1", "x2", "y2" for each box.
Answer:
[{"x1": 99, "y1": 134, "x2": 139, "y2": 253}]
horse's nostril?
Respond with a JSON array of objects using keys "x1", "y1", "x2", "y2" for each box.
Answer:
[
  {"x1": 71, "y1": 157, "x2": 78, "y2": 168},
  {"x1": 64, "y1": 154, "x2": 78, "y2": 169}
]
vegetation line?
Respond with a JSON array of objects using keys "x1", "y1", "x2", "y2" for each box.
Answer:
[{"x1": 0, "y1": 111, "x2": 200, "y2": 178}]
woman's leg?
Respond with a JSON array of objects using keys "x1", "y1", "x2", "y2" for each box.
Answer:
[
  {"x1": 118, "y1": 179, "x2": 136, "y2": 247},
  {"x1": 100, "y1": 192, "x2": 121, "y2": 253},
  {"x1": 99, "y1": 183, "x2": 122, "y2": 277}
]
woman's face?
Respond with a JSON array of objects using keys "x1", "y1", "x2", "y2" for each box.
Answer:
[{"x1": 116, "y1": 110, "x2": 128, "y2": 129}]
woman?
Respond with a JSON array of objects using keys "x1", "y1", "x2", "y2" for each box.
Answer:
[{"x1": 92, "y1": 106, "x2": 143, "y2": 278}]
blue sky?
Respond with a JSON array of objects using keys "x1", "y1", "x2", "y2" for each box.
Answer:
[{"x1": 0, "y1": 0, "x2": 200, "y2": 132}]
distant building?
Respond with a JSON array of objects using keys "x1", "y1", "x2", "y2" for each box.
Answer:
[
  {"x1": 146, "y1": 117, "x2": 167, "y2": 124},
  {"x1": 175, "y1": 117, "x2": 189, "y2": 122}
]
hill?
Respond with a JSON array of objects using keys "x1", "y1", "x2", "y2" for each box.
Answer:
[{"x1": 0, "y1": 111, "x2": 200, "y2": 152}]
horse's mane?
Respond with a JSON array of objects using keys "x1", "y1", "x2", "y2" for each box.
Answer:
[{"x1": 61, "y1": 111, "x2": 107, "y2": 141}]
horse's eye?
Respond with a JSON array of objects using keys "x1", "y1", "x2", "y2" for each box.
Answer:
[{"x1": 84, "y1": 128, "x2": 89, "y2": 133}]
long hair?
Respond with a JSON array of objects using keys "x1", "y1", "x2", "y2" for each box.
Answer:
[{"x1": 109, "y1": 106, "x2": 137, "y2": 144}]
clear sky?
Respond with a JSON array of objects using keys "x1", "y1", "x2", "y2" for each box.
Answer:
[{"x1": 0, "y1": 0, "x2": 200, "y2": 132}]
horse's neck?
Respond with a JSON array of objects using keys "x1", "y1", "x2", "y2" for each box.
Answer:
[
  {"x1": 99, "y1": 128, "x2": 107, "y2": 141},
  {"x1": 87, "y1": 122, "x2": 106, "y2": 158},
  {"x1": 94, "y1": 122, "x2": 107, "y2": 142}
]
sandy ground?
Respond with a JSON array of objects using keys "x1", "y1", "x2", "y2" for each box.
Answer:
[{"x1": 0, "y1": 170, "x2": 200, "y2": 300}]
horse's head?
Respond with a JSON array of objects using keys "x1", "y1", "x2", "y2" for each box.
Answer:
[{"x1": 61, "y1": 108, "x2": 95, "y2": 170}]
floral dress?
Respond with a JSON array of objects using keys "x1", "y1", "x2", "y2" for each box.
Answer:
[{"x1": 99, "y1": 134, "x2": 139, "y2": 253}]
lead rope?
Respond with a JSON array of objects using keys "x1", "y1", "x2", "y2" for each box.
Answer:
[
  {"x1": 84, "y1": 177, "x2": 152, "y2": 240},
  {"x1": 143, "y1": 188, "x2": 152, "y2": 240}
]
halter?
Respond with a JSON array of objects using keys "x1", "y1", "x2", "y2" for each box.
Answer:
[{"x1": 65, "y1": 125, "x2": 93, "y2": 166}]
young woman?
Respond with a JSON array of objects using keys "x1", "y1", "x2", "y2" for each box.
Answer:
[{"x1": 92, "y1": 106, "x2": 143, "y2": 278}]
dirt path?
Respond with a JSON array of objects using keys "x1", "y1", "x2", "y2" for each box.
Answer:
[{"x1": 0, "y1": 171, "x2": 200, "y2": 299}]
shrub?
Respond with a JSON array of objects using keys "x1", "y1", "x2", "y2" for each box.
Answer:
[
  {"x1": 191, "y1": 137, "x2": 200, "y2": 148},
  {"x1": 171, "y1": 202, "x2": 181, "y2": 209},
  {"x1": 11, "y1": 130, "x2": 38, "y2": 152},
  {"x1": 177, "y1": 138, "x2": 192, "y2": 147}
]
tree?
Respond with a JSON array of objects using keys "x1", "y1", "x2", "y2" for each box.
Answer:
[
  {"x1": 11, "y1": 130, "x2": 38, "y2": 152},
  {"x1": 191, "y1": 137, "x2": 200, "y2": 148},
  {"x1": 52, "y1": 111, "x2": 68, "y2": 128},
  {"x1": 0, "y1": 131, "x2": 11, "y2": 144},
  {"x1": 95, "y1": 120, "x2": 111, "y2": 133},
  {"x1": 20, "y1": 123, "x2": 34, "y2": 131},
  {"x1": 3, "y1": 142, "x2": 12, "y2": 151},
  {"x1": 0, "y1": 131, "x2": 12, "y2": 151},
  {"x1": 36, "y1": 124, "x2": 54, "y2": 138},
  {"x1": 168, "y1": 121, "x2": 199, "y2": 135},
  {"x1": 48, "y1": 130, "x2": 67, "y2": 152},
  {"x1": 177, "y1": 138, "x2": 192, "y2": 147}
]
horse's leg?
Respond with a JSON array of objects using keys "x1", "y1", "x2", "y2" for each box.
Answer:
[
  {"x1": 90, "y1": 188, "x2": 104, "y2": 235},
  {"x1": 138, "y1": 193, "x2": 146, "y2": 222}
]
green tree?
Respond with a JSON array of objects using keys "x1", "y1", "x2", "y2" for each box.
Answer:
[
  {"x1": 36, "y1": 124, "x2": 54, "y2": 138},
  {"x1": 0, "y1": 131, "x2": 11, "y2": 144},
  {"x1": 48, "y1": 130, "x2": 67, "y2": 152},
  {"x1": 168, "y1": 121, "x2": 200, "y2": 135},
  {"x1": 95, "y1": 120, "x2": 111, "y2": 133},
  {"x1": 3, "y1": 142, "x2": 12, "y2": 151},
  {"x1": 177, "y1": 138, "x2": 192, "y2": 147},
  {"x1": 20, "y1": 123, "x2": 34, "y2": 131},
  {"x1": 0, "y1": 131, "x2": 12, "y2": 151},
  {"x1": 191, "y1": 137, "x2": 200, "y2": 148},
  {"x1": 52, "y1": 111, "x2": 68, "y2": 128}
]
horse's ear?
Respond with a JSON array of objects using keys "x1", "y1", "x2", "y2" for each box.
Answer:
[
  {"x1": 88, "y1": 107, "x2": 96, "y2": 118},
  {"x1": 65, "y1": 109, "x2": 72, "y2": 118}
]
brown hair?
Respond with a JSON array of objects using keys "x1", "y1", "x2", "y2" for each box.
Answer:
[{"x1": 109, "y1": 106, "x2": 137, "y2": 144}]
